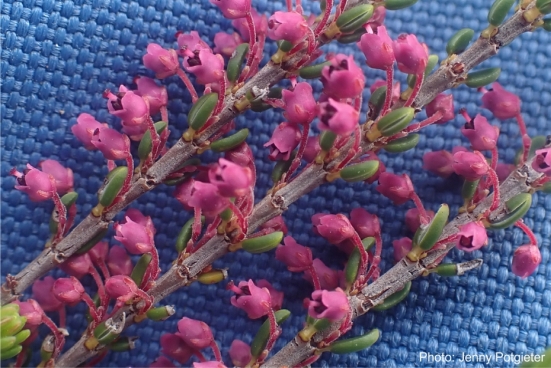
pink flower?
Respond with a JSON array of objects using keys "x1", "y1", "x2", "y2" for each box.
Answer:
[
  {"x1": 88, "y1": 241, "x2": 109, "y2": 265},
  {"x1": 229, "y1": 280, "x2": 272, "y2": 319},
  {"x1": 115, "y1": 216, "x2": 155, "y2": 255},
  {"x1": 11, "y1": 164, "x2": 54, "y2": 202},
  {"x1": 256, "y1": 280, "x2": 284, "y2": 311},
  {"x1": 213, "y1": 32, "x2": 243, "y2": 56},
  {"x1": 405, "y1": 208, "x2": 434, "y2": 233},
  {"x1": 306, "y1": 288, "x2": 349, "y2": 322},
  {"x1": 232, "y1": 9, "x2": 268, "y2": 42},
  {"x1": 124, "y1": 208, "x2": 156, "y2": 233},
  {"x1": 177, "y1": 317, "x2": 214, "y2": 350},
  {"x1": 151, "y1": 356, "x2": 177, "y2": 367},
  {"x1": 482, "y1": 82, "x2": 521, "y2": 120},
  {"x1": 91, "y1": 127, "x2": 131, "y2": 160},
  {"x1": 461, "y1": 114, "x2": 500, "y2": 151},
  {"x1": 135, "y1": 77, "x2": 168, "y2": 115},
  {"x1": 423, "y1": 150, "x2": 455, "y2": 178},
  {"x1": 376, "y1": 172, "x2": 414, "y2": 205},
  {"x1": 106, "y1": 246, "x2": 133, "y2": 276},
  {"x1": 425, "y1": 94, "x2": 455, "y2": 124},
  {"x1": 225, "y1": 142, "x2": 255, "y2": 169},
  {"x1": 282, "y1": 82, "x2": 317, "y2": 125},
  {"x1": 456, "y1": 222, "x2": 488, "y2": 252},
  {"x1": 312, "y1": 213, "x2": 355, "y2": 244},
  {"x1": 105, "y1": 275, "x2": 138, "y2": 300},
  {"x1": 393, "y1": 237, "x2": 412, "y2": 262},
  {"x1": 14, "y1": 300, "x2": 43, "y2": 327},
  {"x1": 318, "y1": 98, "x2": 359, "y2": 135},
  {"x1": 350, "y1": 208, "x2": 380, "y2": 238},
  {"x1": 229, "y1": 339, "x2": 252, "y2": 368},
  {"x1": 532, "y1": 148, "x2": 551, "y2": 176},
  {"x1": 193, "y1": 362, "x2": 227, "y2": 368},
  {"x1": 59, "y1": 253, "x2": 92, "y2": 279},
  {"x1": 52, "y1": 276, "x2": 85, "y2": 305},
  {"x1": 188, "y1": 182, "x2": 228, "y2": 217},
  {"x1": 259, "y1": 215, "x2": 288, "y2": 235},
  {"x1": 183, "y1": 50, "x2": 225, "y2": 85},
  {"x1": 321, "y1": 54, "x2": 365, "y2": 99},
  {"x1": 160, "y1": 333, "x2": 194, "y2": 364},
  {"x1": 174, "y1": 180, "x2": 195, "y2": 210},
  {"x1": 358, "y1": 26, "x2": 395, "y2": 70},
  {"x1": 367, "y1": 6, "x2": 386, "y2": 28},
  {"x1": 106, "y1": 87, "x2": 150, "y2": 139},
  {"x1": 303, "y1": 258, "x2": 340, "y2": 290},
  {"x1": 39, "y1": 159, "x2": 73, "y2": 194},
  {"x1": 177, "y1": 31, "x2": 210, "y2": 58},
  {"x1": 303, "y1": 136, "x2": 321, "y2": 162},
  {"x1": 275, "y1": 236, "x2": 313, "y2": 272},
  {"x1": 32, "y1": 276, "x2": 63, "y2": 312},
  {"x1": 209, "y1": 158, "x2": 254, "y2": 197},
  {"x1": 452, "y1": 151, "x2": 489, "y2": 181},
  {"x1": 267, "y1": 11, "x2": 308, "y2": 44},
  {"x1": 210, "y1": 0, "x2": 251, "y2": 19},
  {"x1": 392, "y1": 33, "x2": 428, "y2": 75},
  {"x1": 143, "y1": 43, "x2": 179, "y2": 79},
  {"x1": 511, "y1": 245, "x2": 541, "y2": 278},
  {"x1": 264, "y1": 122, "x2": 302, "y2": 161},
  {"x1": 72, "y1": 113, "x2": 106, "y2": 150}
]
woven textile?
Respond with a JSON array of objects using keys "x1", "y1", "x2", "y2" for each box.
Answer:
[{"x1": 1, "y1": 0, "x2": 551, "y2": 366}]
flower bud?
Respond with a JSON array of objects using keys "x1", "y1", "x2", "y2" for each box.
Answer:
[
  {"x1": 350, "y1": 208, "x2": 380, "y2": 238},
  {"x1": 209, "y1": 0, "x2": 251, "y2": 19},
  {"x1": 426, "y1": 94, "x2": 455, "y2": 124},
  {"x1": 160, "y1": 333, "x2": 193, "y2": 364},
  {"x1": 376, "y1": 172, "x2": 414, "y2": 205},
  {"x1": 358, "y1": 26, "x2": 395, "y2": 70},
  {"x1": 481, "y1": 82, "x2": 521, "y2": 120},
  {"x1": 105, "y1": 275, "x2": 138, "y2": 300},
  {"x1": 392, "y1": 34, "x2": 428, "y2": 75},
  {"x1": 143, "y1": 44, "x2": 179, "y2": 79},
  {"x1": 267, "y1": 11, "x2": 308, "y2": 44},
  {"x1": 423, "y1": 150, "x2": 454, "y2": 178},
  {"x1": 512, "y1": 245, "x2": 541, "y2": 278},
  {"x1": 229, "y1": 339, "x2": 252, "y2": 367},
  {"x1": 282, "y1": 83, "x2": 317, "y2": 125},
  {"x1": 176, "y1": 317, "x2": 214, "y2": 350},
  {"x1": 52, "y1": 276, "x2": 85, "y2": 305},
  {"x1": 452, "y1": 151, "x2": 489, "y2": 181},
  {"x1": 114, "y1": 216, "x2": 155, "y2": 255},
  {"x1": 275, "y1": 236, "x2": 313, "y2": 272},
  {"x1": 312, "y1": 214, "x2": 355, "y2": 244}
]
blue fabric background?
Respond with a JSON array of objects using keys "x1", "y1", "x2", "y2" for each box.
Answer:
[{"x1": 1, "y1": 0, "x2": 551, "y2": 366}]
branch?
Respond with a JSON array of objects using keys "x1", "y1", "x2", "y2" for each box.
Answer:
[{"x1": 264, "y1": 149, "x2": 547, "y2": 367}]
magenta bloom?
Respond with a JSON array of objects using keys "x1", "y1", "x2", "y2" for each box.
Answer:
[
  {"x1": 210, "y1": 0, "x2": 251, "y2": 19},
  {"x1": 496, "y1": 162, "x2": 514, "y2": 182},
  {"x1": 232, "y1": 9, "x2": 268, "y2": 42},
  {"x1": 188, "y1": 181, "x2": 228, "y2": 217},
  {"x1": 11, "y1": 164, "x2": 54, "y2": 202},
  {"x1": 452, "y1": 151, "x2": 489, "y2": 181},
  {"x1": 264, "y1": 122, "x2": 302, "y2": 161},
  {"x1": 106, "y1": 246, "x2": 133, "y2": 276},
  {"x1": 213, "y1": 32, "x2": 242, "y2": 56},
  {"x1": 392, "y1": 33, "x2": 428, "y2": 75},
  {"x1": 256, "y1": 279, "x2": 284, "y2": 311},
  {"x1": 461, "y1": 114, "x2": 500, "y2": 151},
  {"x1": 183, "y1": 50, "x2": 225, "y2": 85},
  {"x1": 193, "y1": 362, "x2": 227, "y2": 368},
  {"x1": 282, "y1": 82, "x2": 317, "y2": 125},
  {"x1": 532, "y1": 148, "x2": 551, "y2": 176},
  {"x1": 114, "y1": 216, "x2": 155, "y2": 255},
  {"x1": 425, "y1": 93, "x2": 455, "y2": 124},
  {"x1": 313, "y1": 213, "x2": 355, "y2": 245},
  {"x1": 423, "y1": 150, "x2": 455, "y2": 178},
  {"x1": 367, "y1": 6, "x2": 386, "y2": 28},
  {"x1": 303, "y1": 136, "x2": 321, "y2": 162},
  {"x1": 482, "y1": 82, "x2": 521, "y2": 120},
  {"x1": 88, "y1": 241, "x2": 109, "y2": 265},
  {"x1": 321, "y1": 54, "x2": 365, "y2": 99},
  {"x1": 229, "y1": 339, "x2": 252, "y2": 368},
  {"x1": 59, "y1": 253, "x2": 92, "y2": 279},
  {"x1": 105, "y1": 275, "x2": 138, "y2": 300},
  {"x1": 160, "y1": 333, "x2": 194, "y2": 364},
  {"x1": 52, "y1": 276, "x2": 85, "y2": 305},
  {"x1": 124, "y1": 208, "x2": 155, "y2": 232},
  {"x1": 91, "y1": 127, "x2": 131, "y2": 160},
  {"x1": 106, "y1": 87, "x2": 149, "y2": 139},
  {"x1": 376, "y1": 172, "x2": 414, "y2": 205},
  {"x1": 177, "y1": 317, "x2": 214, "y2": 350},
  {"x1": 72, "y1": 113, "x2": 105, "y2": 150},
  {"x1": 350, "y1": 208, "x2": 380, "y2": 238},
  {"x1": 358, "y1": 26, "x2": 395, "y2": 70},
  {"x1": 229, "y1": 280, "x2": 272, "y2": 319},
  {"x1": 318, "y1": 98, "x2": 359, "y2": 135},
  {"x1": 135, "y1": 77, "x2": 168, "y2": 115},
  {"x1": 177, "y1": 31, "x2": 210, "y2": 58},
  {"x1": 151, "y1": 356, "x2": 177, "y2": 368},
  {"x1": 14, "y1": 300, "x2": 43, "y2": 327},
  {"x1": 39, "y1": 159, "x2": 73, "y2": 194},
  {"x1": 208, "y1": 158, "x2": 254, "y2": 197},
  {"x1": 32, "y1": 276, "x2": 63, "y2": 312},
  {"x1": 393, "y1": 237, "x2": 412, "y2": 262},
  {"x1": 405, "y1": 208, "x2": 434, "y2": 233},
  {"x1": 303, "y1": 258, "x2": 340, "y2": 291},
  {"x1": 307, "y1": 288, "x2": 349, "y2": 322},
  {"x1": 512, "y1": 245, "x2": 541, "y2": 278},
  {"x1": 143, "y1": 43, "x2": 179, "y2": 79},
  {"x1": 267, "y1": 11, "x2": 308, "y2": 44},
  {"x1": 275, "y1": 236, "x2": 313, "y2": 272},
  {"x1": 259, "y1": 215, "x2": 288, "y2": 235},
  {"x1": 456, "y1": 222, "x2": 488, "y2": 252}
]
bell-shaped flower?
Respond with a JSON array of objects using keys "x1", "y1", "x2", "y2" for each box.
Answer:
[
  {"x1": 59, "y1": 253, "x2": 92, "y2": 279},
  {"x1": 52, "y1": 276, "x2": 85, "y2": 305},
  {"x1": 160, "y1": 333, "x2": 194, "y2": 364},
  {"x1": 392, "y1": 33, "x2": 428, "y2": 75},
  {"x1": 452, "y1": 151, "x2": 489, "y2": 181},
  {"x1": 282, "y1": 82, "x2": 317, "y2": 125},
  {"x1": 143, "y1": 43, "x2": 180, "y2": 79},
  {"x1": 511, "y1": 245, "x2": 541, "y2": 278},
  {"x1": 275, "y1": 236, "x2": 313, "y2": 272},
  {"x1": 358, "y1": 26, "x2": 395, "y2": 70},
  {"x1": 210, "y1": 0, "x2": 251, "y2": 19},
  {"x1": 39, "y1": 160, "x2": 73, "y2": 194},
  {"x1": 177, "y1": 31, "x2": 210, "y2": 58},
  {"x1": 456, "y1": 222, "x2": 488, "y2": 252},
  {"x1": 303, "y1": 136, "x2": 321, "y2": 162},
  {"x1": 11, "y1": 164, "x2": 54, "y2": 202},
  {"x1": 114, "y1": 216, "x2": 155, "y2": 255},
  {"x1": 91, "y1": 127, "x2": 131, "y2": 160},
  {"x1": 312, "y1": 213, "x2": 355, "y2": 245},
  {"x1": 106, "y1": 246, "x2": 133, "y2": 276},
  {"x1": 264, "y1": 122, "x2": 302, "y2": 161},
  {"x1": 229, "y1": 339, "x2": 252, "y2": 368},
  {"x1": 177, "y1": 317, "x2": 214, "y2": 350},
  {"x1": 188, "y1": 182, "x2": 228, "y2": 217},
  {"x1": 256, "y1": 280, "x2": 284, "y2": 311},
  {"x1": 232, "y1": 9, "x2": 268, "y2": 42},
  {"x1": 208, "y1": 158, "x2": 254, "y2": 197},
  {"x1": 318, "y1": 98, "x2": 359, "y2": 135},
  {"x1": 425, "y1": 93, "x2": 455, "y2": 124},
  {"x1": 306, "y1": 288, "x2": 349, "y2": 322},
  {"x1": 321, "y1": 54, "x2": 365, "y2": 99},
  {"x1": 481, "y1": 82, "x2": 521, "y2": 120},
  {"x1": 423, "y1": 150, "x2": 455, "y2": 178},
  {"x1": 376, "y1": 172, "x2": 414, "y2": 205},
  {"x1": 213, "y1": 32, "x2": 243, "y2": 56},
  {"x1": 532, "y1": 148, "x2": 551, "y2": 176},
  {"x1": 135, "y1": 77, "x2": 168, "y2": 115},
  {"x1": 229, "y1": 280, "x2": 272, "y2": 319},
  {"x1": 267, "y1": 11, "x2": 308, "y2": 44},
  {"x1": 32, "y1": 276, "x2": 63, "y2": 312},
  {"x1": 350, "y1": 208, "x2": 380, "y2": 238},
  {"x1": 72, "y1": 113, "x2": 106, "y2": 150},
  {"x1": 461, "y1": 114, "x2": 499, "y2": 151},
  {"x1": 303, "y1": 258, "x2": 340, "y2": 291},
  {"x1": 183, "y1": 50, "x2": 225, "y2": 85}
]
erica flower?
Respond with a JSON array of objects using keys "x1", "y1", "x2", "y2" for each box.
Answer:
[
  {"x1": 143, "y1": 43, "x2": 180, "y2": 79},
  {"x1": 229, "y1": 280, "x2": 272, "y2": 319},
  {"x1": 208, "y1": 158, "x2": 254, "y2": 197},
  {"x1": 11, "y1": 164, "x2": 54, "y2": 202},
  {"x1": 312, "y1": 213, "x2": 355, "y2": 245},
  {"x1": 264, "y1": 122, "x2": 301, "y2": 161},
  {"x1": 461, "y1": 114, "x2": 499, "y2": 151},
  {"x1": 423, "y1": 150, "x2": 455, "y2": 178},
  {"x1": 350, "y1": 208, "x2": 380, "y2": 238},
  {"x1": 72, "y1": 113, "x2": 106, "y2": 149},
  {"x1": 282, "y1": 82, "x2": 317, "y2": 125},
  {"x1": 376, "y1": 172, "x2": 414, "y2": 205},
  {"x1": 114, "y1": 216, "x2": 155, "y2": 255},
  {"x1": 321, "y1": 54, "x2": 365, "y2": 99},
  {"x1": 452, "y1": 151, "x2": 489, "y2": 181},
  {"x1": 318, "y1": 98, "x2": 359, "y2": 135},
  {"x1": 392, "y1": 33, "x2": 428, "y2": 75},
  {"x1": 209, "y1": 0, "x2": 251, "y2": 19},
  {"x1": 135, "y1": 77, "x2": 168, "y2": 115},
  {"x1": 456, "y1": 222, "x2": 488, "y2": 252},
  {"x1": 358, "y1": 26, "x2": 395, "y2": 70},
  {"x1": 267, "y1": 11, "x2": 308, "y2": 44},
  {"x1": 177, "y1": 317, "x2": 214, "y2": 350},
  {"x1": 213, "y1": 32, "x2": 242, "y2": 56},
  {"x1": 183, "y1": 50, "x2": 225, "y2": 85},
  {"x1": 425, "y1": 94, "x2": 455, "y2": 124},
  {"x1": 39, "y1": 159, "x2": 73, "y2": 194},
  {"x1": 481, "y1": 82, "x2": 521, "y2": 120},
  {"x1": 91, "y1": 127, "x2": 131, "y2": 160},
  {"x1": 532, "y1": 148, "x2": 551, "y2": 176},
  {"x1": 306, "y1": 288, "x2": 349, "y2": 321},
  {"x1": 275, "y1": 236, "x2": 313, "y2": 272},
  {"x1": 393, "y1": 237, "x2": 412, "y2": 262},
  {"x1": 511, "y1": 245, "x2": 541, "y2": 278}
]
